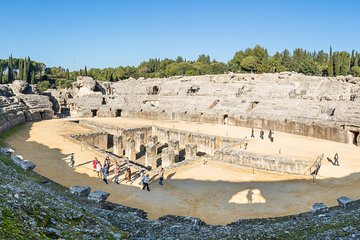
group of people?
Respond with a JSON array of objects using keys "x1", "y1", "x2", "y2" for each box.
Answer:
[
  {"x1": 251, "y1": 128, "x2": 274, "y2": 142},
  {"x1": 92, "y1": 156, "x2": 112, "y2": 184},
  {"x1": 90, "y1": 155, "x2": 165, "y2": 191}
]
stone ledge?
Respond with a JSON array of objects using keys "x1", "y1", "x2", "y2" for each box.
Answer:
[
  {"x1": 88, "y1": 190, "x2": 110, "y2": 202},
  {"x1": 11, "y1": 154, "x2": 36, "y2": 171},
  {"x1": 337, "y1": 196, "x2": 353, "y2": 208},
  {"x1": 311, "y1": 203, "x2": 328, "y2": 213},
  {"x1": 70, "y1": 186, "x2": 91, "y2": 197}
]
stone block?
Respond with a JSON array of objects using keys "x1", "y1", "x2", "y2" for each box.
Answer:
[
  {"x1": 70, "y1": 186, "x2": 91, "y2": 197},
  {"x1": 145, "y1": 142, "x2": 157, "y2": 169},
  {"x1": 126, "y1": 138, "x2": 136, "y2": 161},
  {"x1": 337, "y1": 196, "x2": 353, "y2": 208},
  {"x1": 185, "y1": 143, "x2": 197, "y2": 159},
  {"x1": 150, "y1": 135, "x2": 158, "y2": 145},
  {"x1": 0, "y1": 147, "x2": 14, "y2": 155},
  {"x1": 113, "y1": 135, "x2": 124, "y2": 156},
  {"x1": 169, "y1": 139, "x2": 180, "y2": 153},
  {"x1": 135, "y1": 131, "x2": 145, "y2": 152},
  {"x1": 311, "y1": 203, "x2": 328, "y2": 213},
  {"x1": 11, "y1": 155, "x2": 36, "y2": 171},
  {"x1": 88, "y1": 190, "x2": 110, "y2": 202},
  {"x1": 161, "y1": 147, "x2": 176, "y2": 168}
]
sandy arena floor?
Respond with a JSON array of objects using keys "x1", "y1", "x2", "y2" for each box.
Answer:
[{"x1": 4, "y1": 118, "x2": 360, "y2": 225}]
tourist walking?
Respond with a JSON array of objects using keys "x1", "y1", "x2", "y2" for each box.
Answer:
[
  {"x1": 92, "y1": 157, "x2": 98, "y2": 172},
  {"x1": 159, "y1": 168, "x2": 165, "y2": 185},
  {"x1": 268, "y1": 130, "x2": 274, "y2": 142},
  {"x1": 244, "y1": 137, "x2": 248, "y2": 150},
  {"x1": 114, "y1": 162, "x2": 120, "y2": 184},
  {"x1": 260, "y1": 129, "x2": 264, "y2": 140},
  {"x1": 125, "y1": 168, "x2": 132, "y2": 183},
  {"x1": 96, "y1": 161, "x2": 102, "y2": 177},
  {"x1": 104, "y1": 156, "x2": 110, "y2": 167},
  {"x1": 69, "y1": 153, "x2": 75, "y2": 168},
  {"x1": 139, "y1": 170, "x2": 145, "y2": 187},
  {"x1": 142, "y1": 174, "x2": 150, "y2": 191},
  {"x1": 333, "y1": 153, "x2": 340, "y2": 166},
  {"x1": 251, "y1": 128, "x2": 255, "y2": 138},
  {"x1": 102, "y1": 162, "x2": 110, "y2": 184}
]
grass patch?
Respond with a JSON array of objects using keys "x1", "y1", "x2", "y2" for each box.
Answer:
[
  {"x1": 0, "y1": 123, "x2": 26, "y2": 145},
  {"x1": 0, "y1": 207, "x2": 49, "y2": 240}
]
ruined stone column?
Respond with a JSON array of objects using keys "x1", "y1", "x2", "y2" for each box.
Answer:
[
  {"x1": 186, "y1": 133, "x2": 193, "y2": 143},
  {"x1": 165, "y1": 130, "x2": 171, "y2": 143},
  {"x1": 161, "y1": 147, "x2": 176, "y2": 168},
  {"x1": 169, "y1": 139, "x2": 180, "y2": 153},
  {"x1": 126, "y1": 138, "x2": 136, "y2": 161},
  {"x1": 185, "y1": 143, "x2": 197, "y2": 159},
  {"x1": 169, "y1": 139, "x2": 180, "y2": 162},
  {"x1": 135, "y1": 131, "x2": 145, "y2": 152},
  {"x1": 145, "y1": 142, "x2": 157, "y2": 169},
  {"x1": 209, "y1": 137, "x2": 216, "y2": 156},
  {"x1": 113, "y1": 135, "x2": 124, "y2": 156},
  {"x1": 150, "y1": 135, "x2": 158, "y2": 145}
]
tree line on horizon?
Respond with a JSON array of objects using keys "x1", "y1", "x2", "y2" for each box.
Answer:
[{"x1": 1, "y1": 45, "x2": 360, "y2": 91}]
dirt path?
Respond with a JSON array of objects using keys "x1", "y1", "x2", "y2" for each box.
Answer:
[{"x1": 4, "y1": 119, "x2": 360, "y2": 225}]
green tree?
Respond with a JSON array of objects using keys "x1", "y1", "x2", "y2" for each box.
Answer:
[
  {"x1": 196, "y1": 54, "x2": 211, "y2": 64},
  {"x1": 84, "y1": 66, "x2": 88, "y2": 76},
  {"x1": 18, "y1": 59, "x2": 23, "y2": 80},
  {"x1": 0, "y1": 60, "x2": 3, "y2": 84},
  {"x1": 299, "y1": 58, "x2": 320, "y2": 75},
  {"x1": 333, "y1": 51, "x2": 350, "y2": 76},
  {"x1": 228, "y1": 50, "x2": 244, "y2": 72},
  {"x1": 31, "y1": 71, "x2": 35, "y2": 84},
  {"x1": 268, "y1": 52, "x2": 286, "y2": 73},
  {"x1": 352, "y1": 66, "x2": 360, "y2": 77},
  {"x1": 175, "y1": 56, "x2": 184, "y2": 63},
  {"x1": 7, "y1": 55, "x2": 14, "y2": 83},
  {"x1": 206, "y1": 62, "x2": 227, "y2": 74},
  {"x1": 37, "y1": 80, "x2": 50, "y2": 92},
  {"x1": 350, "y1": 50, "x2": 355, "y2": 68},
  {"x1": 328, "y1": 46, "x2": 333, "y2": 77},
  {"x1": 66, "y1": 68, "x2": 70, "y2": 80},
  {"x1": 240, "y1": 56, "x2": 258, "y2": 73}
]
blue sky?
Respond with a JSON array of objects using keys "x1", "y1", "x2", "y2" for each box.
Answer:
[{"x1": 1, "y1": 0, "x2": 359, "y2": 70}]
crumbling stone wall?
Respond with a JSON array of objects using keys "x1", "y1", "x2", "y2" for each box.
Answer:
[
  {"x1": 214, "y1": 148, "x2": 311, "y2": 175},
  {"x1": 154, "y1": 126, "x2": 241, "y2": 155},
  {"x1": 0, "y1": 82, "x2": 54, "y2": 134},
  {"x1": 71, "y1": 132, "x2": 109, "y2": 150}
]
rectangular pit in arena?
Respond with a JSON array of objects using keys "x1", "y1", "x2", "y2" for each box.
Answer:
[{"x1": 66, "y1": 119, "x2": 313, "y2": 174}]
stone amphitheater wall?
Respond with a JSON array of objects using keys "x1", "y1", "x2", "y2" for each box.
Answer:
[{"x1": 109, "y1": 110, "x2": 351, "y2": 144}]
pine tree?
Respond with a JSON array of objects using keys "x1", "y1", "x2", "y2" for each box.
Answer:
[
  {"x1": 18, "y1": 59, "x2": 23, "y2": 80},
  {"x1": 0, "y1": 61, "x2": 3, "y2": 84},
  {"x1": 31, "y1": 71, "x2": 35, "y2": 84},
  {"x1": 351, "y1": 50, "x2": 355, "y2": 68},
  {"x1": 84, "y1": 66, "x2": 87, "y2": 76},
  {"x1": 328, "y1": 46, "x2": 334, "y2": 77},
  {"x1": 25, "y1": 57, "x2": 31, "y2": 83},
  {"x1": 23, "y1": 58, "x2": 28, "y2": 82},
  {"x1": 7, "y1": 54, "x2": 14, "y2": 83},
  {"x1": 66, "y1": 68, "x2": 70, "y2": 79}
]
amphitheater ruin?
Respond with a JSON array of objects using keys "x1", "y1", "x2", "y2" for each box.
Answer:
[{"x1": 1, "y1": 72, "x2": 360, "y2": 225}]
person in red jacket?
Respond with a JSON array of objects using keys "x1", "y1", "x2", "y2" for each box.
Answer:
[{"x1": 92, "y1": 157, "x2": 98, "y2": 172}]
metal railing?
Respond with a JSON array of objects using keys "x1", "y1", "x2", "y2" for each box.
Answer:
[{"x1": 304, "y1": 153, "x2": 324, "y2": 183}]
